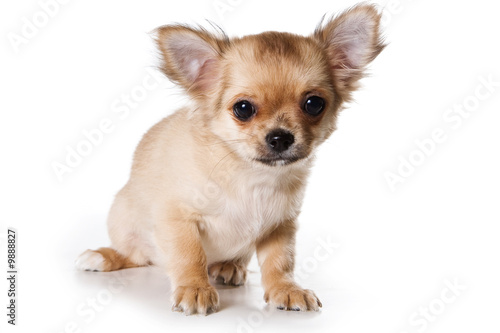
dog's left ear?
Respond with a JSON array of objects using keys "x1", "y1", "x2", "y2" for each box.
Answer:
[{"x1": 314, "y1": 4, "x2": 385, "y2": 101}]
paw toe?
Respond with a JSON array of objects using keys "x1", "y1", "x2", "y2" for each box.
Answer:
[
  {"x1": 209, "y1": 262, "x2": 247, "y2": 286},
  {"x1": 266, "y1": 284, "x2": 322, "y2": 311},
  {"x1": 172, "y1": 285, "x2": 219, "y2": 315}
]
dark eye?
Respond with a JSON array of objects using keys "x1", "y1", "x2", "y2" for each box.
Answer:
[
  {"x1": 233, "y1": 100, "x2": 255, "y2": 120},
  {"x1": 303, "y1": 96, "x2": 325, "y2": 116}
]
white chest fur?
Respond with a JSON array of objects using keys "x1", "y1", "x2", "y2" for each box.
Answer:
[{"x1": 197, "y1": 166, "x2": 307, "y2": 264}]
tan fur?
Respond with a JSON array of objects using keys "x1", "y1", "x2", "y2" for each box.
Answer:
[
  {"x1": 76, "y1": 4, "x2": 384, "y2": 315},
  {"x1": 96, "y1": 247, "x2": 143, "y2": 271}
]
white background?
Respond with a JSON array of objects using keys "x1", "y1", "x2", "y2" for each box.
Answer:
[{"x1": 1, "y1": 0, "x2": 499, "y2": 332}]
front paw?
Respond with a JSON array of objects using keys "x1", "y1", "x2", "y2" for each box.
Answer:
[
  {"x1": 264, "y1": 283, "x2": 322, "y2": 311},
  {"x1": 172, "y1": 285, "x2": 219, "y2": 315}
]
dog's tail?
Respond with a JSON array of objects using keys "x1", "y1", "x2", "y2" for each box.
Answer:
[{"x1": 75, "y1": 247, "x2": 143, "y2": 272}]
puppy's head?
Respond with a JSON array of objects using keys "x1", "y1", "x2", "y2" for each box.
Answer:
[{"x1": 156, "y1": 4, "x2": 384, "y2": 167}]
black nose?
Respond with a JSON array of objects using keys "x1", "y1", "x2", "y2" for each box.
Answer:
[{"x1": 266, "y1": 130, "x2": 295, "y2": 153}]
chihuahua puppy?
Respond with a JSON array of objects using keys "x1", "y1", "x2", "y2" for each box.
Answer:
[{"x1": 76, "y1": 4, "x2": 384, "y2": 315}]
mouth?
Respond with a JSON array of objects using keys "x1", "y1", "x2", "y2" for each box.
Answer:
[{"x1": 254, "y1": 155, "x2": 304, "y2": 166}]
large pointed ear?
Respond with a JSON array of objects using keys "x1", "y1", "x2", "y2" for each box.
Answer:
[
  {"x1": 155, "y1": 25, "x2": 228, "y2": 97},
  {"x1": 314, "y1": 4, "x2": 385, "y2": 101}
]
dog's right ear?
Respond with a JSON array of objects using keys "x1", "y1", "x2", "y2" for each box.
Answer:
[{"x1": 155, "y1": 25, "x2": 228, "y2": 97}]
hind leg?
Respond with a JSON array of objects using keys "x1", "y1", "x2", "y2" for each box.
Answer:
[
  {"x1": 208, "y1": 254, "x2": 252, "y2": 286},
  {"x1": 76, "y1": 186, "x2": 152, "y2": 272}
]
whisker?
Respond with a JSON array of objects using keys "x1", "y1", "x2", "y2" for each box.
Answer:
[
  {"x1": 208, "y1": 149, "x2": 238, "y2": 180},
  {"x1": 203, "y1": 139, "x2": 247, "y2": 146}
]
